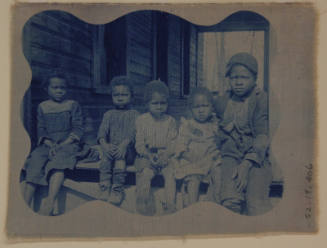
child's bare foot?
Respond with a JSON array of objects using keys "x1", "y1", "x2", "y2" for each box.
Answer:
[
  {"x1": 98, "y1": 189, "x2": 110, "y2": 201},
  {"x1": 162, "y1": 201, "x2": 176, "y2": 214},
  {"x1": 99, "y1": 180, "x2": 111, "y2": 190},
  {"x1": 40, "y1": 198, "x2": 54, "y2": 216},
  {"x1": 98, "y1": 181, "x2": 111, "y2": 201},
  {"x1": 108, "y1": 188, "x2": 125, "y2": 206},
  {"x1": 175, "y1": 166, "x2": 188, "y2": 179}
]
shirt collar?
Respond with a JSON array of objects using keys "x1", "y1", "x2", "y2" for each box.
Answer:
[{"x1": 115, "y1": 104, "x2": 131, "y2": 110}]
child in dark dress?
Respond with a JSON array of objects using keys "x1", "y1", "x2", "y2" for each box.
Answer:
[
  {"x1": 97, "y1": 76, "x2": 139, "y2": 205},
  {"x1": 23, "y1": 73, "x2": 84, "y2": 215}
]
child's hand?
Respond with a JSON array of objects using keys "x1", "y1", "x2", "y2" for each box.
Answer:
[
  {"x1": 49, "y1": 147, "x2": 56, "y2": 159},
  {"x1": 114, "y1": 143, "x2": 128, "y2": 159},
  {"x1": 174, "y1": 148, "x2": 184, "y2": 160},
  {"x1": 232, "y1": 160, "x2": 252, "y2": 193},
  {"x1": 99, "y1": 180, "x2": 111, "y2": 191},
  {"x1": 209, "y1": 149, "x2": 221, "y2": 161},
  {"x1": 43, "y1": 139, "x2": 54, "y2": 148},
  {"x1": 48, "y1": 144, "x2": 60, "y2": 159},
  {"x1": 158, "y1": 151, "x2": 169, "y2": 167},
  {"x1": 102, "y1": 143, "x2": 117, "y2": 159},
  {"x1": 60, "y1": 136, "x2": 75, "y2": 146},
  {"x1": 149, "y1": 153, "x2": 160, "y2": 166}
]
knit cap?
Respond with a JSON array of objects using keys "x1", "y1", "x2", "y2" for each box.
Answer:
[{"x1": 225, "y1": 52, "x2": 258, "y2": 77}]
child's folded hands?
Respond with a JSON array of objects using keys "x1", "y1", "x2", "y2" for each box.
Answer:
[
  {"x1": 99, "y1": 180, "x2": 110, "y2": 191},
  {"x1": 48, "y1": 143, "x2": 60, "y2": 159},
  {"x1": 114, "y1": 142, "x2": 128, "y2": 159},
  {"x1": 149, "y1": 153, "x2": 160, "y2": 166},
  {"x1": 232, "y1": 159, "x2": 253, "y2": 193},
  {"x1": 102, "y1": 143, "x2": 117, "y2": 159},
  {"x1": 158, "y1": 151, "x2": 170, "y2": 166},
  {"x1": 43, "y1": 139, "x2": 57, "y2": 159},
  {"x1": 43, "y1": 139, "x2": 54, "y2": 148}
]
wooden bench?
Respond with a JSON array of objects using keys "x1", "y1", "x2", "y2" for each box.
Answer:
[{"x1": 20, "y1": 159, "x2": 283, "y2": 216}]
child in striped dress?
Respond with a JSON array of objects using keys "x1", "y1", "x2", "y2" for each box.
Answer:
[
  {"x1": 134, "y1": 80, "x2": 178, "y2": 215},
  {"x1": 97, "y1": 76, "x2": 139, "y2": 205}
]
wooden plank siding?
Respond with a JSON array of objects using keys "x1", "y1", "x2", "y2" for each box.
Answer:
[
  {"x1": 189, "y1": 25, "x2": 198, "y2": 90},
  {"x1": 23, "y1": 11, "x2": 107, "y2": 148},
  {"x1": 126, "y1": 11, "x2": 154, "y2": 112},
  {"x1": 166, "y1": 15, "x2": 199, "y2": 119},
  {"x1": 23, "y1": 10, "x2": 200, "y2": 147},
  {"x1": 196, "y1": 32, "x2": 205, "y2": 87},
  {"x1": 104, "y1": 17, "x2": 128, "y2": 85},
  {"x1": 124, "y1": 11, "x2": 199, "y2": 118},
  {"x1": 167, "y1": 15, "x2": 182, "y2": 98}
]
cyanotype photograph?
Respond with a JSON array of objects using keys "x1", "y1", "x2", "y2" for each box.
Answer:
[{"x1": 6, "y1": 2, "x2": 317, "y2": 238}]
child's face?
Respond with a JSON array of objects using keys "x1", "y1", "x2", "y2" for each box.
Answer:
[
  {"x1": 112, "y1": 85, "x2": 132, "y2": 108},
  {"x1": 48, "y1": 77, "x2": 67, "y2": 102},
  {"x1": 148, "y1": 92, "x2": 168, "y2": 119},
  {"x1": 229, "y1": 65, "x2": 256, "y2": 97},
  {"x1": 191, "y1": 94, "x2": 212, "y2": 123}
]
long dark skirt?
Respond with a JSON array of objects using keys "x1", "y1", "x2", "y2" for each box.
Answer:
[{"x1": 24, "y1": 143, "x2": 80, "y2": 186}]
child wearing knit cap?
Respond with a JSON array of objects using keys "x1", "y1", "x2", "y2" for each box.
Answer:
[{"x1": 210, "y1": 52, "x2": 272, "y2": 215}]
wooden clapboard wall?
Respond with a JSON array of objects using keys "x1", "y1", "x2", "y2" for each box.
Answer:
[
  {"x1": 167, "y1": 15, "x2": 182, "y2": 98},
  {"x1": 166, "y1": 14, "x2": 184, "y2": 119},
  {"x1": 196, "y1": 33, "x2": 205, "y2": 87},
  {"x1": 22, "y1": 10, "x2": 200, "y2": 148},
  {"x1": 125, "y1": 10, "x2": 199, "y2": 117},
  {"x1": 125, "y1": 11, "x2": 153, "y2": 110},
  {"x1": 166, "y1": 15, "x2": 199, "y2": 120},
  {"x1": 22, "y1": 11, "x2": 110, "y2": 148},
  {"x1": 189, "y1": 25, "x2": 198, "y2": 90}
]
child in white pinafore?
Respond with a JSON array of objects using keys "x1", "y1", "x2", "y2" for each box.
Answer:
[{"x1": 174, "y1": 87, "x2": 222, "y2": 208}]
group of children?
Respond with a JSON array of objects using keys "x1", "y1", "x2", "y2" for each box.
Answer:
[{"x1": 23, "y1": 52, "x2": 272, "y2": 216}]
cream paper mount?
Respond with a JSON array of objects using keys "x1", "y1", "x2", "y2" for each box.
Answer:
[{"x1": 7, "y1": 2, "x2": 317, "y2": 238}]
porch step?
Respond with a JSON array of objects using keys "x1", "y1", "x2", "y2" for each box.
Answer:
[
  {"x1": 62, "y1": 179, "x2": 138, "y2": 213},
  {"x1": 71, "y1": 161, "x2": 284, "y2": 197},
  {"x1": 75, "y1": 161, "x2": 137, "y2": 173},
  {"x1": 63, "y1": 179, "x2": 101, "y2": 199},
  {"x1": 62, "y1": 178, "x2": 180, "y2": 214}
]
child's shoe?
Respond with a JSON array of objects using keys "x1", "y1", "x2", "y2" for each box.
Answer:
[
  {"x1": 162, "y1": 201, "x2": 176, "y2": 214},
  {"x1": 108, "y1": 186, "x2": 125, "y2": 206},
  {"x1": 108, "y1": 169, "x2": 126, "y2": 206},
  {"x1": 40, "y1": 197, "x2": 55, "y2": 216},
  {"x1": 136, "y1": 192, "x2": 156, "y2": 216},
  {"x1": 98, "y1": 180, "x2": 111, "y2": 201}
]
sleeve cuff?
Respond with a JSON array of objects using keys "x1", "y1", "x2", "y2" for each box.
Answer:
[
  {"x1": 175, "y1": 144, "x2": 187, "y2": 156},
  {"x1": 38, "y1": 136, "x2": 50, "y2": 146},
  {"x1": 244, "y1": 153, "x2": 261, "y2": 167},
  {"x1": 69, "y1": 133, "x2": 81, "y2": 142},
  {"x1": 71, "y1": 129, "x2": 84, "y2": 139},
  {"x1": 136, "y1": 147, "x2": 148, "y2": 157}
]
